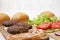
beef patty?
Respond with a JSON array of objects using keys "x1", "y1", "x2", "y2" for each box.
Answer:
[{"x1": 6, "y1": 21, "x2": 32, "y2": 34}]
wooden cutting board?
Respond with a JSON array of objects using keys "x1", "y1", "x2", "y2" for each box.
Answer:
[{"x1": 47, "y1": 32, "x2": 60, "y2": 40}]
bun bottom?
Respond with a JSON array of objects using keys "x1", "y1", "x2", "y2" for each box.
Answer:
[{"x1": 7, "y1": 34, "x2": 49, "y2": 40}]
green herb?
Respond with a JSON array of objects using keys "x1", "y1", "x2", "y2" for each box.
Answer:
[{"x1": 28, "y1": 14, "x2": 57, "y2": 25}]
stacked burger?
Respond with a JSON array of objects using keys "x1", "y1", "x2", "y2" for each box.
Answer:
[
  {"x1": 28, "y1": 11, "x2": 60, "y2": 33},
  {"x1": 0, "y1": 12, "x2": 49, "y2": 40}
]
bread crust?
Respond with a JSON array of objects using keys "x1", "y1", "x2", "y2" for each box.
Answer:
[
  {"x1": 40, "y1": 11, "x2": 55, "y2": 17},
  {"x1": 12, "y1": 12, "x2": 29, "y2": 22},
  {"x1": 0, "y1": 13, "x2": 10, "y2": 26}
]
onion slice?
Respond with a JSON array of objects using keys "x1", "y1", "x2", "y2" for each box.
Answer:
[{"x1": 55, "y1": 32, "x2": 60, "y2": 36}]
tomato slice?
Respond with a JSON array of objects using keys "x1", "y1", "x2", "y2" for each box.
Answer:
[
  {"x1": 36, "y1": 20, "x2": 60, "y2": 29},
  {"x1": 36, "y1": 22, "x2": 51, "y2": 30},
  {"x1": 51, "y1": 20, "x2": 60, "y2": 28}
]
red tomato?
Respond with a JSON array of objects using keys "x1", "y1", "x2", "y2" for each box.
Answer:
[
  {"x1": 36, "y1": 22, "x2": 51, "y2": 30},
  {"x1": 51, "y1": 20, "x2": 60, "y2": 28}
]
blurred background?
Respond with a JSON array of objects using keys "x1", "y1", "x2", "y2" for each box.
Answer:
[
  {"x1": 0, "y1": 0, "x2": 60, "y2": 40},
  {"x1": 0, "y1": 0, "x2": 60, "y2": 18}
]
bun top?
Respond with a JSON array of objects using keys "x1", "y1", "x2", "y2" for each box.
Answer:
[
  {"x1": 12, "y1": 12, "x2": 29, "y2": 22},
  {"x1": 0, "y1": 12, "x2": 10, "y2": 26},
  {"x1": 40, "y1": 11, "x2": 55, "y2": 17}
]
